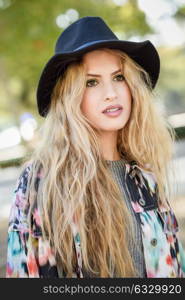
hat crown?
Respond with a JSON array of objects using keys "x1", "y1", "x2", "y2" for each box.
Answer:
[{"x1": 55, "y1": 16, "x2": 118, "y2": 53}]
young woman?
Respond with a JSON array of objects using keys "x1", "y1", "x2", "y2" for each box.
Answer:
[{"x1": 6, "y1": 16, "x2": 185, "y2": 278}]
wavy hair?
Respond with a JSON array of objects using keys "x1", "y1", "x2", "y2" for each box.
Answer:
[{"x1": 23, "y1": 47, "x2": 176, "y2": 277}]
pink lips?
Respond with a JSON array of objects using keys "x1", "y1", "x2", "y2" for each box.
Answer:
[
  {"x1": 102, "y1": 104, "x2": 123, "y2": 113},
  {"x1": 103, "y1": 108, "x2": 123, "y2": 117},
  {"x1": 102, "y1": 105, "x2": 123, "y2": 117}
]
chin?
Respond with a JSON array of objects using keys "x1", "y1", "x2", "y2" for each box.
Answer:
[{"x1": 100, "y1": 126, "x2": 125, "y2": 132}]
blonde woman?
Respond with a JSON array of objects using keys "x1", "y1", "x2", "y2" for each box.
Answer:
[{"x1": 6, "y1": 16, "x2": 185, "y2": 278}]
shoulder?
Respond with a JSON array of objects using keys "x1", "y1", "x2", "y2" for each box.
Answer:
[
  {"x1": 8, "y1": 162, "x2": 34, "y2": 232},
  {"x1": 127, "y1": 160, "x2": 157, "y2": 193},
  {"x1": 13, "y1": 160, "x2": 43, "y2": 203},
  {"x1": 15, "y1": 163, "x2": 33, "y2": 194}
]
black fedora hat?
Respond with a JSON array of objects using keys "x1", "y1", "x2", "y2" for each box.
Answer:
[{"x1": 37, "y1": 16, "x2": 160, "y2": 117}]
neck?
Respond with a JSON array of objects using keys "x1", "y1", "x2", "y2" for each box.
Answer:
[{"x1": 98, "y1": 131, "x2": 121, "y2": 161}]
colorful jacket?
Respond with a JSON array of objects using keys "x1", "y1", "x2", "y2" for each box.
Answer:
[{"x1": 6, "y1": 161, "x2": 185, "y2": 278}]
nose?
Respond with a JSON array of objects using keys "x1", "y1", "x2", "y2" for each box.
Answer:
[{"x1": 104, "y1": 82, "x2": 117, "y2": 101}]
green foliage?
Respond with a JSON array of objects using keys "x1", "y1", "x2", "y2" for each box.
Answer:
[
  {"x1": 175, "y1": 126, "x2": 185, "y2": 140},
  {"x1": 175, "y1": 5, "x2": 185, "y2": 19},
  {"x1": 0, "y1": 157, "x2": 23, "y2": 168},
  {"x1": 157, "y1": 47, "x2": 185, "y2": 115}
]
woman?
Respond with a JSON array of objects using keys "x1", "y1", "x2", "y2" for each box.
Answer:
[{"x1": 6, "y1": 16, "x2": 185, "y2": 278}]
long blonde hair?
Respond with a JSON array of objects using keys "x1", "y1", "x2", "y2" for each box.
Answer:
[{"x1": 23, "y1": 48, "x2": 175, "y2": 277}]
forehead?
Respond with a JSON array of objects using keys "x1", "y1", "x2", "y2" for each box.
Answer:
[{"x1": 82, "y1": 49, "x2": 121, "y2": 70}]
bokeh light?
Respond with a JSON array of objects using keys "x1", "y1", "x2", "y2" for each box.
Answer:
[
  {"x1": 0, "y1": 126, "x2": 21, "y2": 149},
  {"x1": 0, "y1": 0, "x2": 11, "y2": 10},
  {"x1": 112, "y1": 0, "x2": 127, "y2": 6},
  {"x1": 56, "y1": 8, "x2": 79, "y2": 29}
]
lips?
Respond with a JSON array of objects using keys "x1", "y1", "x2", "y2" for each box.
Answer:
[{"x1": 102, "y1": 104, "x2": 123, "y2": 113}]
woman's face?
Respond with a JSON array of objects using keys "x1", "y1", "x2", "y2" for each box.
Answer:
[{"x1": 81, "y1": 49, "x2": 132, "y2": 133}]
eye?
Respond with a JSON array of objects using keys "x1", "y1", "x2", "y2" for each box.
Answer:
[
  {"x1": 86, "y1": 79, "x2": 98, "y2": 87},
  {"x1": 114, "y1": 74, "x2": 125, "y2": 81}
]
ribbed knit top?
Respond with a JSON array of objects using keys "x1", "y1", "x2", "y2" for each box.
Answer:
[{"x1": 106, "y1": 158, "x2": 146, "y2": 277}]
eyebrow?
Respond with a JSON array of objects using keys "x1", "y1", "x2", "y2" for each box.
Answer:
[{"x1": 86, "y1": 68, "x2": 121, "y2": 77}]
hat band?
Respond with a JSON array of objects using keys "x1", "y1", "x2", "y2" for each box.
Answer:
[{"x1": 74, "y1": 39, "x2": 118, "y2": 51}]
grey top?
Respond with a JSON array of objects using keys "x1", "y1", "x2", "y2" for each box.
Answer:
[{"x1": 106, "y1": 158, "x2": 146, "y2": 277}]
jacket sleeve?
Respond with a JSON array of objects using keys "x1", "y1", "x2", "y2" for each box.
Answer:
[
  {"x1": 179, "y1": 240, "x2": 185, "y2": 275},
  {"x1": 6, "y1": 164, "x2": 40, "y2": 278}
]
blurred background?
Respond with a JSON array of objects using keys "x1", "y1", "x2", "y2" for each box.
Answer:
[{"x1": 0, "y1": 0, "x2": 185, "y2": 277}]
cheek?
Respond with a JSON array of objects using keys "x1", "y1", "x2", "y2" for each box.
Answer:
[
  {"x1": 123, "y1": 86, "x2": 132, "y2": 110},
  {"x1": 81, "y1": 91, "x2": 89, "y2": 114},
  {"x1": 81, "y1": 89, "x2": 99, "y2": 116},
  {"x1": 81, "y1": 92, "x2": 95, "y2": 118},
  {"x1": 127, "y1": 95, "x2": 132, "y2": 113}
]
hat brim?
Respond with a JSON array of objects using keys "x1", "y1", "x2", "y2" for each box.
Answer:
[{"x1": 37, "y1": 39, "x2": 160, "y2": 117}]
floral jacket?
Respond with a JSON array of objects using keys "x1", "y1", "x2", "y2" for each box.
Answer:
[{"x1": 6, "y1": 161, "x2": 185, "y2": 278}]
